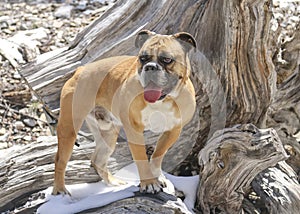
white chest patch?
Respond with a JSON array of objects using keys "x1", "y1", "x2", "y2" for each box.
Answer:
[{"x1": 141, "y1": 100, "x2": 181, "y2": 133}]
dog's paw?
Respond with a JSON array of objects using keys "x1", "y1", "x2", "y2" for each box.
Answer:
[
  {"x1": 52, "y1": 185, "x2": 71, "y2": 196},
  {"x1": 93, "y1": 165, "x2": 127, "y2": 186},
  {"x1": 139, "y1": 177, "x2": 167, "y2": 194},
  {"x1": 105, "y1": 173, "x2": 127, "y2": 186},
  {"x1": 159, "y1": 174, "x2": 175, "y2": 195}
]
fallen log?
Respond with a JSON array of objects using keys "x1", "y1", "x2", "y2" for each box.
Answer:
[
  {"x1": 0, "y1": 136, "x2": 131, "y2": 212},
  {"x1": 196, "y1": 124, "x2": 300, "y2": 213},
  {"x1": 2, "y1": 124, "x2": 298, "y2": 213},
  {"x1": 252, "y1": 162, "x2": 300, "y2": 214},
  {"x1": 79, "y1": 192, "x2": 191, "y2": 214}
]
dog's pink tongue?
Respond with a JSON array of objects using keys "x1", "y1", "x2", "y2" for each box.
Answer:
[{"x1": 144, "y1": 86, "x2": 162, "y2": 103}]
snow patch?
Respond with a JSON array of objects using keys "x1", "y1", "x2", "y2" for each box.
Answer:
[{"x1": 38, "y1": 163, "x2": 199, "y2": 213}]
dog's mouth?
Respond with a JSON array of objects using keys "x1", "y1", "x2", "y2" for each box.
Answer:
[{"x1": 143, "y1": 82, "x2": 167, "y2": 103}]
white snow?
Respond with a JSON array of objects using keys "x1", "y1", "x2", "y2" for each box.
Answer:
[
  {"x1": 37, "y1": 163, "x2": 199, "y2": 214},
  {"x1": 165, "y1": 173, "x2": 199, "y2": 211}
]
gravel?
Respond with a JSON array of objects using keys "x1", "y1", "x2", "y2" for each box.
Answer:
[{"x1": 0, "y1": 0, "x2": 116, "y2": 150}]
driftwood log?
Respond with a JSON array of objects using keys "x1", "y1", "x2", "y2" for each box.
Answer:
[
  {"x1": 1, "y1": 0, "x2": 299, "y2": 213},
  {"x1": 196, "y1": 124, "x2": 300, "y2": 213},
  {"x1": 252, "y1": 162, "x2": 300, "y2": 214},
  {"x1": 0, "y1": 136, "x2": 100, "y2": 211},
  {"x1": 1, "y1": 124, "x2": 299, "y2": 213}
]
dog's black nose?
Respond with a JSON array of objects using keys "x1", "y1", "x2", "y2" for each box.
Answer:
[{"x1": 144, "y1": 62, "x2": 158, "y2": 72}]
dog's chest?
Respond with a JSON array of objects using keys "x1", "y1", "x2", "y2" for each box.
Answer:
[{"x1": 141, "y1": 100, "x2": 180, "y2": 133}]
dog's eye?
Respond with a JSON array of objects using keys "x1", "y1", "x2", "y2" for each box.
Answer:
[
  {"x1": 139, "y1": 55, "x2": 151, "y2": 63},
  {"x1": 160, "y1": 57, "x2": 173, "y2": 64}
]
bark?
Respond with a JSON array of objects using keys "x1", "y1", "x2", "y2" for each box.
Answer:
[
  {"x1": 266, "y1": 28, "x2": 300, "y2": 179},
  {"x1": 196, "y1": 124, "x2": 300, "y2": 213},
  {"x1": 79, "y1": 192, "x2": 191, "y2": 214},
  {"x1": 252, "y1": 162, "x2": 300, "y2": 214}
]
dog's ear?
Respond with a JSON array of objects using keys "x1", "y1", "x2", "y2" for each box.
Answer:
[
  {"x1": 173, "y1": 32, "x2": 197, "y2": 51},
  {"x1": 135, "y1": 30, "x2": 156, "y2": 48}
]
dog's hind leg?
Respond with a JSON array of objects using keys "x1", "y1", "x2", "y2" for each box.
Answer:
[
  {"x1": 53, "y1": 86, "x2": 95, "y2": 195},
  {"x1": 86, "y1": 107, "x2": 126, "y2": 186},
  {"x1": 53, "y1": 67, "x2": 101, "y2": 195},
  {"x1": 53, "y1": 86, "x2": 79, "y2": 195}
]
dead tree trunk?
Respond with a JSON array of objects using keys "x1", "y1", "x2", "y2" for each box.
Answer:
[{"x1": 7, "y1": 0, "x2": 298, "y2": 213}]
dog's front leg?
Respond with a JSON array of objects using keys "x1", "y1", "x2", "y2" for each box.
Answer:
[
  {"x1": 150, "y1": 127, "x2": 181, "y2": 188},
  {"x1": 122, "y1": 121, "x2": 161, "y2": 193},
  {"x1": 128, "y1": 142, "x2": 163, "y2": 193}
]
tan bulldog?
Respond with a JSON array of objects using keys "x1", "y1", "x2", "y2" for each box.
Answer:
[{"x1": 52, "y1": 30, "x2": 196, "y2": 195}]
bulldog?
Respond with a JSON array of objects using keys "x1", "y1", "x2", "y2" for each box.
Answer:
[{"x1": 52, "y1": 30, "x2": 196, "y2": 195}]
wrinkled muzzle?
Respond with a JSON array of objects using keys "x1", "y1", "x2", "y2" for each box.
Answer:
[{"x1": 139, "y1": 62, "x2": 179, "y2": 103}]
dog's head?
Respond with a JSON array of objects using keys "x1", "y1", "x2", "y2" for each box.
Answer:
[{"x1": 135, "y1": 30, "x2": 196, "y2": 103}]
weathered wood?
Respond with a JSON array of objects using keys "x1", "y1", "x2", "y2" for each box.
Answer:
[
  {"x1": 2, "y1": 124, "x2": 299, "y2": 213},
  {"x1": 273, "y1": 17, "x2": 300, "y2": 85},
  {"x1": 252, "y1": 161, "x2": 300, "y2": 214},
  {"x1": 80, "y1": 192, "x2": 191, "y2": 214},
  {"x1": 266, "y1": 26, "x2": 300, "y2": 180},
  {"x1": 196, "y1": 124, "x2": 299, "y2": 213},
  {"x1": 172, "y1": 0, "x2": 276, "y2": 174},
  {"x1": 0, "y1": 136, "x2": 132, "y2": 212}
]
